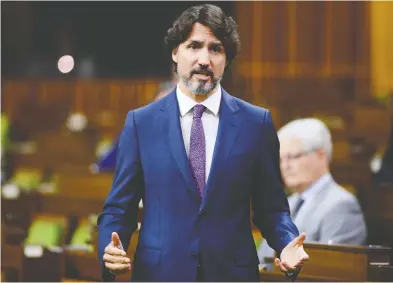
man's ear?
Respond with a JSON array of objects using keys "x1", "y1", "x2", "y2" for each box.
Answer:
[{"x1": 172, "y1": 47, "x2": 178, "y2": 63}]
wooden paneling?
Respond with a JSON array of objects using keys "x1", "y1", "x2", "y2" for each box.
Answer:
[
  {"x1": 234, "y1": 1, "x2": 370, "y2": 99},
  {"x1": 235, "y1": 2, "x2": 253, "y2": 62},
  {"x1": 2, "y1": 79, "x2": 162, "y2": 137},
  {"x1": 258, "y1": 2, "x2": 290, "y2": 64},
  {"x1": 330, "y1": 2, "x2": 357, "y2": 67},
  {"x1": 295, "y1": 2, "x2": 325, "y2": 69}
]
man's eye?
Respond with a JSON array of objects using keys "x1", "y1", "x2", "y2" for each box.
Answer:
[{"x1": 211, "y1": 46, "x2": 222, "y2": 53}]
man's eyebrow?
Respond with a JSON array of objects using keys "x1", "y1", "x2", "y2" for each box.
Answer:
[
  {"x1": 186, "y1": 39, "x2": 223, "y2": 46},
  {"x1": 187, "y1": 40, "x2": 203, "y2": 45},
  {"x1": 210, "y1": 42, "x2": 223, "y2": 46}
]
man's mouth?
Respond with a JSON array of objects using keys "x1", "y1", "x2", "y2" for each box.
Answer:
[{"x1": 193, "y1": 73, "x2": 211, "y2": 80}]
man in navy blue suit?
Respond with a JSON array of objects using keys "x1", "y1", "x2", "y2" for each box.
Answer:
[{"x1": 97, "y1": 4, "x2": 309, "y2": 282}]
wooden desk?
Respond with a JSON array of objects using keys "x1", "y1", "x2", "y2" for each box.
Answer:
[
  {"x1": 36, "y1": 193, "x2": 144, "y2": 222},
  {"x1": 368, "y1": 264, "x2": 393, "y2": 282},
  {"x1": 1, "y1": 244, "x2": 24, "y2": 281},
  {"x1": 260, "y1": 269, "x2": 340, "y2": 282},
  {"x1": 37, "y1": 193, "x2": 104, "y2": 216},
  {"x1": 270, "y1": 243, "x2": 392, "y2": 281}
]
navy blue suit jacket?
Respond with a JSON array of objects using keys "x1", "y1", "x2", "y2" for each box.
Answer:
[{"x1": 97, "y1": 88, "x2": 299, "y2": 281}]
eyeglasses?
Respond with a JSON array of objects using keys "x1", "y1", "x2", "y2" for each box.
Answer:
[{"x1": 280, "y1": 149, "x2": 316, "y2": 163}]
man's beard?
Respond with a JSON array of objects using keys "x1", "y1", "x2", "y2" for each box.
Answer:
[{"x1": 179, "y1": 69, "x2": 222, "y2": 96}]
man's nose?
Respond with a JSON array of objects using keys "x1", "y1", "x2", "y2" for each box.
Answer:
[{"x1": 197, "y1": 48, "x2": 210, "y2": 66}]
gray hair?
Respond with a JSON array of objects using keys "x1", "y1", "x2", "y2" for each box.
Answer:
[{"x1": 278, "y1": 118, "x2": 333, "y2": 162}]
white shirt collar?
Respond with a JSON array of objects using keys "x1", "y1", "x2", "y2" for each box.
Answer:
[
  {"x1": 299, "y1": 172, "x2": 332, "y2": 201},
  {"x1": 176, "y1": 83, "x2": 221, "y2": 117}
]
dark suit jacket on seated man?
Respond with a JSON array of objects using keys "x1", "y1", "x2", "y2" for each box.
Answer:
[{"x1": 97, "y1": 4, "x2": 309, "y2": 282}]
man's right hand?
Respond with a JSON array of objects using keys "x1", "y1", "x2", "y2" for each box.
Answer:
[{"x1": 103, "y1": 232, "x2": 132, "y2": 275}]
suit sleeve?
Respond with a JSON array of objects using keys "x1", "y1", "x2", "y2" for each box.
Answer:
[
  {"x1": 252, "y1": 110, "x2": 299, "y2": 258},
  {"x1": 319, "y1": 199, "x2": 367, "y2": 245},
  {"x1": 97, "y1": 110, "x2": 144, "y2": 281}
]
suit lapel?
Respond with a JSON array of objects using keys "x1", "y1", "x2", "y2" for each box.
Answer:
[
  {"x1": 162, "y1": 90, "x2": 200, "y2": 200},
  {"x1": 200, "y1": 89, "x2": 242, "y2": 212},
  {"x1": 294, "y1": 180, "x2": 333, "y2": 231}
]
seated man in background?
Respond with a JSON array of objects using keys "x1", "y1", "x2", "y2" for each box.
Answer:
[{"x1": 257, "y1": 118, "x2": 367, "y2": 270}]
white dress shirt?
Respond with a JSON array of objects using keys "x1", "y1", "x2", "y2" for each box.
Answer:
[{"x1": 176, "y1": 84, "x2": 221, "y2": 182}]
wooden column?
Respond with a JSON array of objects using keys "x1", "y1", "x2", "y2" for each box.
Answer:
[{"x1": 370, "y1": 1, "x2": 393, "y2": 97}]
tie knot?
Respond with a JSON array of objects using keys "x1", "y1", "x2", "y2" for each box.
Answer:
[{"x1": 193, "y1": 104, "x2": 206, "y2": 118}]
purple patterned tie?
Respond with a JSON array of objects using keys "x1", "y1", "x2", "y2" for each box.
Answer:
[{"x1": 189, "y1": 104, "x2": 206, "y2": 198}]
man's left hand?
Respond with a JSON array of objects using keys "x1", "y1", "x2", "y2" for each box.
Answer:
[{"x1": 275, "y1": 232, "x2": 309, "y2": 278}]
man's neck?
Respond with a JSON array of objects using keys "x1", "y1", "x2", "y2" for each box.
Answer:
[{"x1": 296, "y1": 183, "x2": 311, "y2": 195}]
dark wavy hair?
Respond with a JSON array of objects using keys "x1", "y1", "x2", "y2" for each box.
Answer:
[{"x1": 164, "y1": 4, "x2": 241, "y2": 71}]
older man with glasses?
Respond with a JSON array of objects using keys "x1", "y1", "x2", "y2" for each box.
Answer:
[{"x1": 257, "y1": 118, "x2": 367, "y2": 270}]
